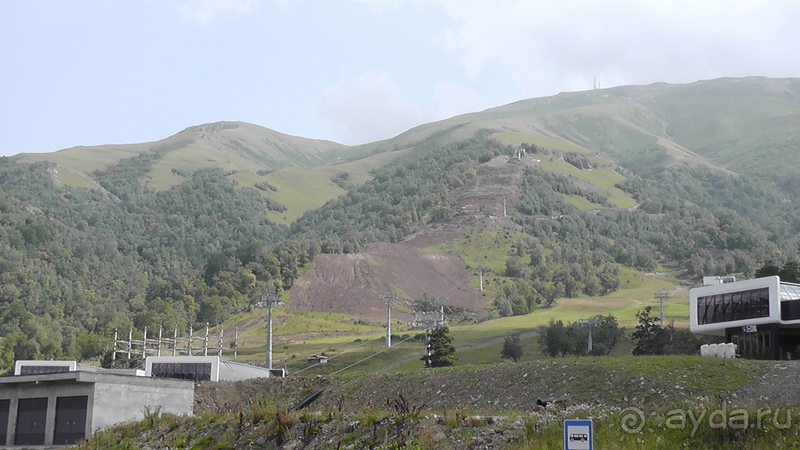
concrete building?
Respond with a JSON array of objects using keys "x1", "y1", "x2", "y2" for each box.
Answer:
[
  {"x1": 306, "y1": 355, "x2": 328, "y2": 364},
  {"x1": 0, "y1": 370, "x2": 193, "y2": 447},
  {"x1": 690, "y1": 275, "x2": 800, "y2": 359},
  {"x1": 144, "y1": 355, "x2": 273, "y2": 382},
  {"x1": 0, "y1": 356, "x2": 271, "y2": 447}
]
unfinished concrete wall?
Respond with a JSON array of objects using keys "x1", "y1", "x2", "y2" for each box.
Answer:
[{"x1": 90, "y1": 375, "x2": 194, "y2": 432}]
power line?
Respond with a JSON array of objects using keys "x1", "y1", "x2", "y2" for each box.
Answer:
[
  {"x1": 284, "y1": 336, "x2": 379, "y2": 367},
  {"x1": 287, "y1": 335, "x2": 385, "y2": 376},
  {"x1": 329, "y1": 335, "x2": 416, "y2": 376}
]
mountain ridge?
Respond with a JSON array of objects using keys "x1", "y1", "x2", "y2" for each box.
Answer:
[
  {"x1": 12, "y1": 120, "x2": 355, "y2": 191},
  {"x1": 12, "y1": 76, "x2": 800, "y2": 192}
]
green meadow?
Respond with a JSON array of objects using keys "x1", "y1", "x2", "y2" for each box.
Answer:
[
  {"x1": 536, "y1": 159, "x2": 636, "y2": 209},
  {"x1": 226, "y1": 262, "x2": 688, "y2": 377}
]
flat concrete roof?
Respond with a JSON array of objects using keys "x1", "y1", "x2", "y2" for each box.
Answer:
[{"x1": 0, "y1": 371, "x2": 194, "y2": 388}]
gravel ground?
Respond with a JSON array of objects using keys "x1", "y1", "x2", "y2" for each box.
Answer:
[
  {"x1": 196, "y1": 357, "x2": 793, "y2": 417},
  {"x1": 734, "y1": 360, "x2": 800, "y2": 405}
]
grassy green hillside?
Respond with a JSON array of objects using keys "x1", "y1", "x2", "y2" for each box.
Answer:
[
  {"x1": 374, "y1": 77, "x2": 800, "y2": 182},
  {"x1": 12, "y1": 121, "x2": 355, "y2": 190},
  {"x1": 11, "y1": 121, "x2": 406, "y2": 225},
  {"x1": 80, "y1": 354, "x2": 792, "y2": 450},
  {"x1": 261, "y1": 149, "x2": 406, "y2": 225},
  {"x1": 13, "y1": 77, "x2": 800, "y2": 226}
]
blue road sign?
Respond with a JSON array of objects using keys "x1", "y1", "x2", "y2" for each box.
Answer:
[{"x1": 564, "y1": 419, "x2": 593, "y2": 450}]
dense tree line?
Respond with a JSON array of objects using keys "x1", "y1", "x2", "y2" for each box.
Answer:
[
  {"x1": 0, "y1": 156, "x2": 309, "y2": 367},
  {"x1": 538, "y1": 315, "x2": 621, "y2": 357},
  {"x1": 614, "y1": 156, "x2": 800, "y2": 256},
  {"x1": 754, "y1": 259, "x2": 800, "y2": 283},
  {"x1": 493, "y1": 165, "x2": 775, "y2": 317}
]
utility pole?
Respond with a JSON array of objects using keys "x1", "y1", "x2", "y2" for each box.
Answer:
[
  {"x1": 654, "y1": 292, "x2": 670, "y2": 328},
  {"x1": 435, "y1": 295, "x2": 449, "y2": 325},
  {"x1": 475, "y1": 264, "x2": 486, "y2": 291},
  {"x1": 413, "y1": 295, "x2": 448, "y2": 368},
  {"x1": 234, "y1": 327, "x2": 238, "y2": 362},
  {"x1": 578, "y1": 318, "x2": 600, "y2": 353},
  {"x1": 255, "y1": 291, "x2": 284, "y2": 369},
  {"x1": 381, "y1": 291, "x2": 397, "y2": 348}
]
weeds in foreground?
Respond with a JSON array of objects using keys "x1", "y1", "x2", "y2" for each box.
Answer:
[
  {"x1": 76, "y1": 399, "x2": 800, "y2": 450},
  {"x1": 388, "y1": 394, "x2": 426, "y2": 421}
]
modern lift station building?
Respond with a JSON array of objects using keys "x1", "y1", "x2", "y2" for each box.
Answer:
[{"x1": 690, "y1": 275, "x2": 800, "y2": 360}]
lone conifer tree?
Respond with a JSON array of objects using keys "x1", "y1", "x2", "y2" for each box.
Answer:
[
  {"x1": 422, "y1": 326, "x2": 456, "y2": 368},
  {"x1": 501, "y1": 334, "x2": 524, "y2": 362}
]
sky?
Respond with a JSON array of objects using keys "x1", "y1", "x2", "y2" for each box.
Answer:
[{"x1": 1, "y1": 0, "x2": 799, "y2": 156}]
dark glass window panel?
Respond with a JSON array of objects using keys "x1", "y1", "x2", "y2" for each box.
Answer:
[
  {"x1": 151, "y1": 363, "x2": 212, "y2": 381},
  {"x1": 19, "y1": 365, "x2": 70, "y2": 375},
  {"x1": 15, "y1": 397, "x2": 47, "y2": 446},
  {"x1": 732, "y1": 292, "x2": 742, "y2": 321},
  {"x1": 781, "y1": 299, "x2": 800, "y2": 321},
  {"x1": 722, "y1": 294, "x2": 732, "y2": 322},
  {"x1": 698, "y1": 288, "x2": 771, "y2": 324},
  {"x1": 53, "y1": 396, "x2": 88, "y2": 445}
]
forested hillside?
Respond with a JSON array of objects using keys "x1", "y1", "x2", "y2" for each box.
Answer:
[
  {"x1": 0, "y1": 156, "x2": 315, "y2": 367},
  {"x1": 2, "y1": 77, "x2": 799, "y2": 368},
  {"x1": 288, "y1": 137, "x2": 784, "y2": 315}
]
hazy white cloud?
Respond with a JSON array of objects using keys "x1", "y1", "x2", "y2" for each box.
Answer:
[
  {"x1": 431, "y1": 0, "x2": 800, "y2": 96},
  {"x1": 316, "y1": 70, "x2": 438, "y2": 145},
  {"x1": 182, "y1": 0, "x2": 259, "y2": 24}
]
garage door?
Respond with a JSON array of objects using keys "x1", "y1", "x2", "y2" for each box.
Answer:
[
  {"x1": 53, "y1": 396, "x2": 89, "y2": 445},
  {"x1": 15, "y1": 397, "x2": 47, "y2": 446}
]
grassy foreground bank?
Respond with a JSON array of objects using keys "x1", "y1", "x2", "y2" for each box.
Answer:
[{"x1": 74, "y1": 356, "x2": 800, "y2": 449}]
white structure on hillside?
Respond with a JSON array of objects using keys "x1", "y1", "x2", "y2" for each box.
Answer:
[{"x1": 690, "y1": 276, "x2": 800, "y2": 360}]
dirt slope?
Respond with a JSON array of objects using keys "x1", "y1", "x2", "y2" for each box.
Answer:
[
  {"x1": 289, "y1": 243, "x2": 487, "y2": 320},
  {"x1": 288, "y1": 156, "x2": 549, "y2": 320}
]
